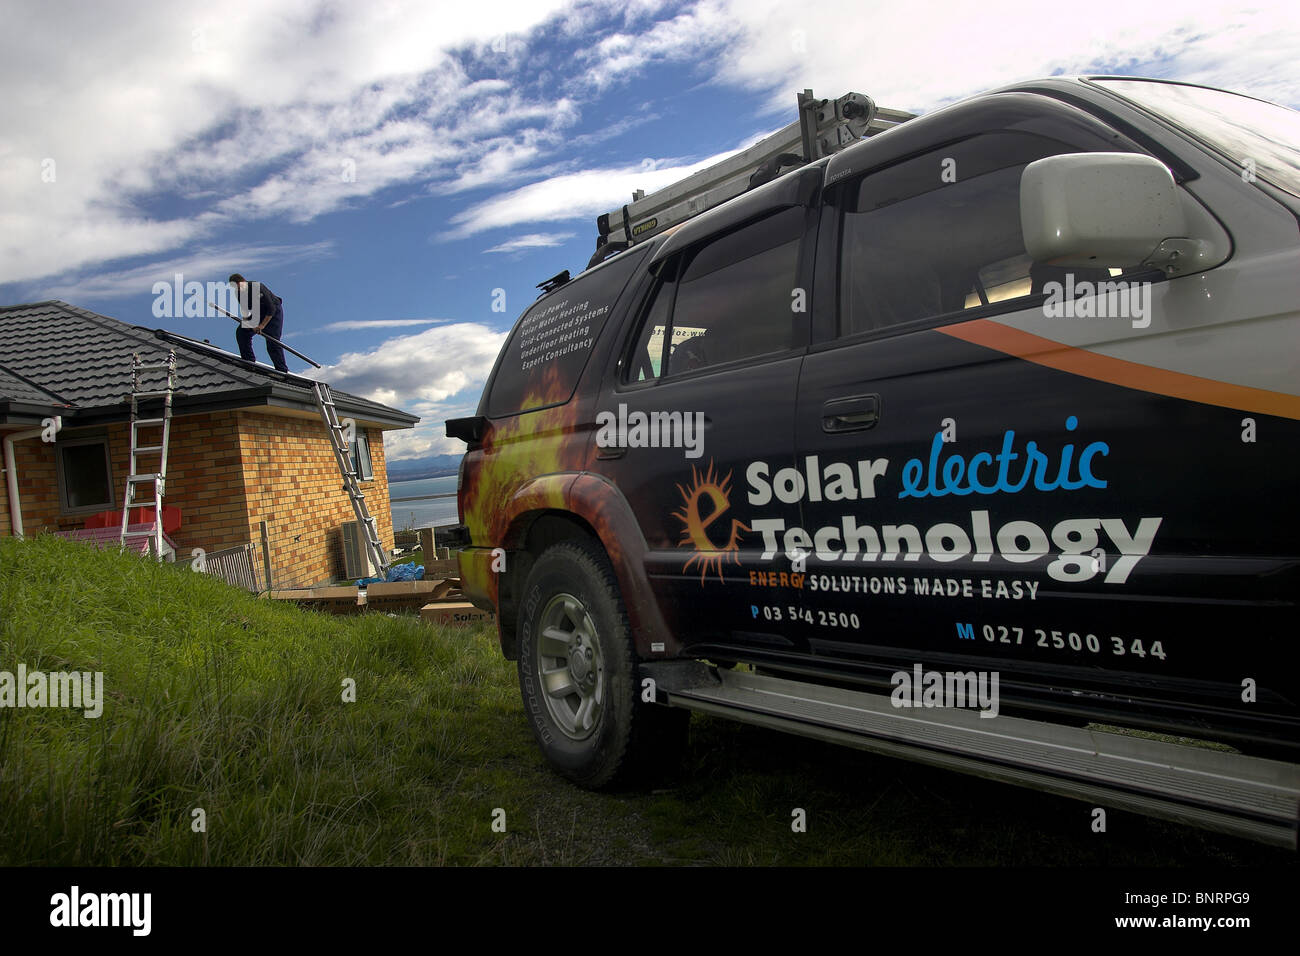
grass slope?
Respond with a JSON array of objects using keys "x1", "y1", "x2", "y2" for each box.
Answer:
[{"x1": 0, "y1": 535, "x2": 1291, "y2": 866}]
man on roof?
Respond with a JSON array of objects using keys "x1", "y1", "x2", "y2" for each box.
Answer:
[{"x1": 228, "y1": 273, "x2": 288, "y2": 372}]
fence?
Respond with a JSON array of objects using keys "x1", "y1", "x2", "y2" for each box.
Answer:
[
  {"x1": 197, "y1": 519, "x2": 459, "y2": 595},
  {"x1": 202, "y1": 542, "x2": 263, "y2": 592}
]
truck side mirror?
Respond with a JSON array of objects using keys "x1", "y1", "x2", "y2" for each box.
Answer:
[{"x1": 1020, "y1": 153, "x2": 1188, "y2": 269}]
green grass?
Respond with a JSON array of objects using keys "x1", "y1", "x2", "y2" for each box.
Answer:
[
  {"x1": 392, "y1": 547, "x2": 423, "y2": 568},
  {"x1": 0, "y1": 534, "x2": 1292, "y2": 866}
]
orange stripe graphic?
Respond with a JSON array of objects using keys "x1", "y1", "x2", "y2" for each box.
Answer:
[{"x1": 940, "y1": 319, "x2": 1300, "y2": 421}]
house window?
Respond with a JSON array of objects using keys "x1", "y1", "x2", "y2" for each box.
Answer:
[
  {"x1": 56, "y1": 438, "x2": 115, "y2": 513},
  {"x1": 350, "y1": 430, "x2": 373, "y2": 481}
]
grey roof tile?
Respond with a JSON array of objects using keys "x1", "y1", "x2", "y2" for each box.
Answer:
[
  {"x1": 0, "y1": 301, "x2": 417, "y2": 427},
  {"x1": 0, "y1": 363, "x2": 70, "y2": 407}
]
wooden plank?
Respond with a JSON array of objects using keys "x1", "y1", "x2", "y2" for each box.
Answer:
[
  {"x1": 268, "y1": 586, "x2": 363, "y2": 613},
  {"x1": 268, "y1": 578, "x2": 465, "y2": 615},
  {"x1": 422, "y1": 557, "x2": 460, "y2": 579}
]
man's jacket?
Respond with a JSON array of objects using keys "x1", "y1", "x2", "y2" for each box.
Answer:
[{"x1": 241, "y1": 282, "x2": 283, "y2": 325}]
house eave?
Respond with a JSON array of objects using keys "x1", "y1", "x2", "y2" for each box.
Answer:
[
  {"x1": 263, "y1": 387, "x2": 420, "y2": 429},
  {"x1": 34, "y1": 387, "x2": 418, "y2": 431},
  {"x1": 0, "y1": 399, "x2": 73, "y2": 427}
]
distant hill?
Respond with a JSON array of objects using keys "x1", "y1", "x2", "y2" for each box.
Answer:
[{"x1": 386, "y1": 453, "x2": 463, "y2": 482}]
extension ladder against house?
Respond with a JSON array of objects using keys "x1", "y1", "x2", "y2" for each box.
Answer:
[
  {"x1": 119, "y1": 350, "x2": 176, "y2": 560},
  {"x1": 313, "y1": 381, "x2": 389, "y2": 577}
]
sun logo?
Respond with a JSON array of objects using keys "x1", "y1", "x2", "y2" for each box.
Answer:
[{"x1": 672, "y1": 460, "x2": 750, "y2": 584}]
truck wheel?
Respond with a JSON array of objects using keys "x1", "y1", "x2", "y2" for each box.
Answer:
[{"x1": 517, "y1": 538, "x2": 687, "y2": 789}]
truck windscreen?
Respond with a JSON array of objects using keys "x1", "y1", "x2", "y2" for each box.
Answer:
[{"x1": 1094, "y1": 78, "x2": 1300, "y2": 197}]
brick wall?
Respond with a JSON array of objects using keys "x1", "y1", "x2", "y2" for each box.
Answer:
[
  {"x1": 3, "y1": 412, "x2": 396, "y2": 591},
  {"x1": 158, "y1": 415, "x2": 250, "y2": 554},
  {"x1": 1, "y1": 426, "x2": 61, "y2": 535},
  {"x1": 0, "y1": 415, "x2": 248, "y2": 552},
  {"x1": 236, "y1": 411, "x2": 393, "y2": 588},
  {"x1": 0, "y1": 428, "x2": 18, "y2": 535},
  {"x1": 0, "y1": 444, "x2": 8, "y2": 533}
]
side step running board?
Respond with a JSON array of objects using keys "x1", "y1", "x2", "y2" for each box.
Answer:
[{"x1": 642, "y1": 664, "x2": 1300, "y2": 848}]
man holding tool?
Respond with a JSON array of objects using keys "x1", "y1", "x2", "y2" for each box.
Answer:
[{"x1": 228, "y1": 273, "x2": 288, "y2": 372}]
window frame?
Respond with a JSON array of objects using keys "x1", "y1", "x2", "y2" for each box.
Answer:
[
  {"x1": 811, "y1": 112, "x2": 1166, "y2": 350},
  {"x1": 617, "y1": 204, "x2": 815, "y2": 389},
  {"x1": 618, "y1": 258, "x2": 681, "y2": 389},
  {"x1": 55, "y1": 434, "x2": 116, "y2": 515},
  {"x1": 481, "y1": 245, "x2": 652, "y2": 420},
  {"x1": 350, "y1": 429, "x2": 374, "y2": 482}
]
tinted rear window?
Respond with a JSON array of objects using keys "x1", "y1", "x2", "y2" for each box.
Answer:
[{"x1": 487, "y1": 247, "x2": 648, "y2": 418}]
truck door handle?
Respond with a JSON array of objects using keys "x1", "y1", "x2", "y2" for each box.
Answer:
[{"x1": 822, "y1": 394, "x2": 880, "y2": 433}]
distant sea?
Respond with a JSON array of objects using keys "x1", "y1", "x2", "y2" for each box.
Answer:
[{"x1": 389, "y1": 475, "x2": 459, "y2": 533}]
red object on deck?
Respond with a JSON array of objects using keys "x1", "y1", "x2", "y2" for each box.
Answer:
[
  {"x1": 85, "y1": 506, "x2": 181, "y2": 535},
  {"x1": 58, "y1": 523, "x2": 177, "y2": 557}
]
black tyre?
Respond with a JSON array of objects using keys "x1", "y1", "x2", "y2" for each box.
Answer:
[{"x1": 517, "y1": 538, "x2": 687, "y2": 789}]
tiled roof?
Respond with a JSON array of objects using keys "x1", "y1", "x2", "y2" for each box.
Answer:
[
  {"x1": 0, "y1": 363, "x2": 71, "y2": 407},
  {"x1": 0, "y1": 301, "x2": 417, "y2": 428}
]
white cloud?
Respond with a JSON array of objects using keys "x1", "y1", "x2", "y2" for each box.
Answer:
[
  {"x1": 305, "y1": 322, "x2": 507, "y2": 457},
  {"x1": 383, "y1": 395, "x2": 484, "y2": 458},
  {"x1": 483, "y1": 232, "x2": 577, "y2": 253},
  {"x1": 444, "y1": 145, "x2": 744, "y2": 237},
  {"x1": 302, "y1": 322, "x2": 508, "y2": 409},
  {"x1": 6, "y1": 0, "x2": 1297, "y2": 338},
  {"x1": 321, "y1": 318, "x2": 450, "y2": 332},
  {"x1": 383, "y1": 425, "x2": 461, "y2": 461},
  {"x1": 433, "y1": 1, "x2": 1298, "y2": 239},
  {"x1": 38, "y1": 241, "x2": 337, "y2": 301},
  {"x1": 580, "y1": 0, "x2": 739, "y2": 90},
  {"x1": 592, "y1": 1, "x2": 1300, "y2": 114},
  {"x1": 0, "y1": 0, "x2": 578, "y2": 284}
]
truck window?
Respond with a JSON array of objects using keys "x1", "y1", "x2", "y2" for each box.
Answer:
[
  {"x1": 837, "y1": 131, "x2": 1129, "y2": 337},
  {"x1": 488, "y1": 247, "x2": 647, "y2": 417},
  {"x1": 1094, "y1": 78, "x2": 1300, "y2": 198},
  {"x1": 625, "y1": 260, "x2": 678, "y2": 382},
  {"x1": 625, "y1": 206, "x2": 804, "y2": 380}
]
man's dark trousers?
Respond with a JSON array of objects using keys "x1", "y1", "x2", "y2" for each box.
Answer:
[{"x1": 236, "y1": 304, "x2": 288, "y2": 372}]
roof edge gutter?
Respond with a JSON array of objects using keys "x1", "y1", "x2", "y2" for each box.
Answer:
[{"x1": 4, "y1": 420, "x2": 57, "y2": 537}]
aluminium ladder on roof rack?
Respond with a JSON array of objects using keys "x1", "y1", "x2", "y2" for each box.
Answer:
[
  {"x1": 312, "y1": 381, "x2": 389, "y2": 577},
  {"x1": 592, "y1": 89, "x2": 914, "y2": 256},
  {"x1": 119, "y1": 349, "x2": 177, "y2": 560}
]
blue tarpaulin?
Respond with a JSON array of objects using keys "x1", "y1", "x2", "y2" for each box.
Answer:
[{"x1": 355, "y1": 563, "x2": 424, "y2": 587}]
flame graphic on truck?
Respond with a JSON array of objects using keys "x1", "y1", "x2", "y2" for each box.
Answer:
[{"x1": 458, "y1": 364, "x2": 587, "y2": 600}]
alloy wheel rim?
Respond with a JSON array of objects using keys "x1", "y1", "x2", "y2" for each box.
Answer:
[{"x1": 535, "y1": 591, "x2": 605, "y2": 740}]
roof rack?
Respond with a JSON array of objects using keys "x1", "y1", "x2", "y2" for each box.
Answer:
[{"x1": 588, "y1": 89, "x2": 913, "y2": 267}]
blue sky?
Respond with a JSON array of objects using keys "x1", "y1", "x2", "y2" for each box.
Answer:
[{"x1": 2, "y1": 0, "x2": 1298, "y2": 461}]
